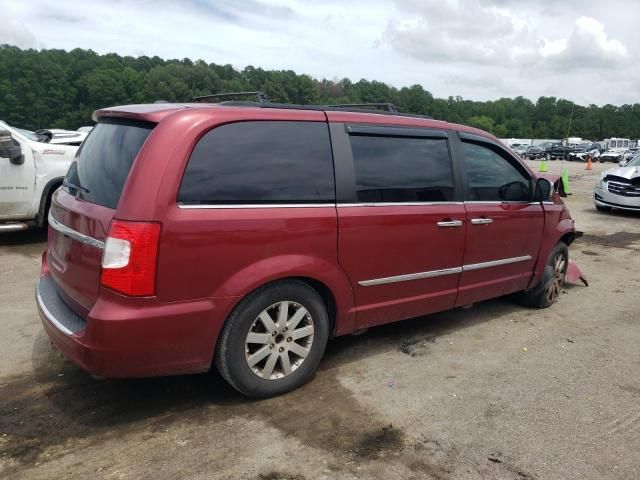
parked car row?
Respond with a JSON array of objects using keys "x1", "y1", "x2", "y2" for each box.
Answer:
[
  {"x1": 510, "y1": 140, "x2": 632, "y2": 164},
  {"x1": 599, "y1": 148, "x2": 635, "y2": 164}
]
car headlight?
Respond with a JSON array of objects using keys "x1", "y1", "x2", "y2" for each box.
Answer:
[{"x1": 596, "y1": 174, "x2": 605, "y2": 189}]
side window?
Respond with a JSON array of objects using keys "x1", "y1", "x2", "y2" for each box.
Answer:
[
  {"x1": 461, "y1": 141, "x2": 531, "y2": 202},
  {"x1": 349, "y1": 135, "x2": 453, "y2": 202},
  {"x1": 178, "y1": 121, "x2": 335, "y2": 205}
]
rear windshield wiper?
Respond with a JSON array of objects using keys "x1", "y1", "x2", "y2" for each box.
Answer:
[{"x1": 63, "y1": 180, "x2": 90, "y2": 194}]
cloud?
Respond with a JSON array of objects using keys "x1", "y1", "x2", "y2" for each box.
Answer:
[
  {"x1": 1, "y1": 0, "x2": 639, "y2": 106},
  {"x1": 539, "y1": 16, "x2": 629, "y2": 70},
  {"x1": 384, "y1": 0, "x2": 539, "y2": 65},
  {"x1": 178, "y1": 0, "x2": 295, "y2": 24},
  {"x1": 0, "y1": 19, "x2": 42, "y2": 49}
]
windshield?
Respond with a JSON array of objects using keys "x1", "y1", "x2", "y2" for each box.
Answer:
[
  {"x1": 626, "y1": 155, "x2": 640, "y2": 167},
  {"x1": 0, "y1": 121, "x2": 39, "y2": 142},
  {"x1": 15, "y1": 128, "x2": 40, "y2": 142}
]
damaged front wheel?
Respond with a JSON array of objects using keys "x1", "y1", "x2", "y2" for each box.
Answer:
[{"x1": 520, "y1": 242, "x2": 569, "y2": 309}]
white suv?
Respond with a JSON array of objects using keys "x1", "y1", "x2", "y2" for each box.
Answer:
[{"x1": 0, "y1": 121, "x2": 78, "y2": 232}]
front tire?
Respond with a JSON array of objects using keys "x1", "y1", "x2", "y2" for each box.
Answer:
[
  {"x1": 215, "y1": 280, "x2": 329, "y2": 398},
  {"x1": 520, "y1": 243, "x2": 568, "y2": 309}
]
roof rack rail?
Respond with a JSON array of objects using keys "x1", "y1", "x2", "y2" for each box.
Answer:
[
  {"x1": 192, "y1": 91, "x2": 270, "y2": 104},
  {"x1": 188, "y1": 99, "x2": 432, "y2": 120},
  {"x1": 325, "y1": 103, "x2": 399, "y2": 113}
]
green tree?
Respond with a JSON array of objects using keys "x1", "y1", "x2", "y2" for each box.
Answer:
[{"x1": 1, "y1": 45, "x2": 639, "y2": 138}]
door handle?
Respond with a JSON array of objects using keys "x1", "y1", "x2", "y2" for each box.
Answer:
[
  {"x1": 470, "y1": 218, "x2": 493, "y2": 225},
  {"x1": 437, "y1": 220, "x2": 463, "y2": 227}
]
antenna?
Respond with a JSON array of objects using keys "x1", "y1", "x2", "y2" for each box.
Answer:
[{"x1": 565, "y1": 102, "x2": 575, "y2": 143}]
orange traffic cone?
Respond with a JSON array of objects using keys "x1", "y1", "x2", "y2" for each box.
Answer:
[{"x1": 585, "y1": 155, "x2": 593, "y2": 170}]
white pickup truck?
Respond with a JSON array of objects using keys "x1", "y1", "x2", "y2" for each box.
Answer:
[{"x1": 0, "y1": 121, "x2": 79, "y2": 232}]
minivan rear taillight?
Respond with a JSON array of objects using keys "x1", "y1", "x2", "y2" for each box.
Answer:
[{"x1": 101, "y1": 220, "x2": 161, "y2": 296}]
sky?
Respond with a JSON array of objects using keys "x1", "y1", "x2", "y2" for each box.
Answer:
[{"x1": 2, "y1": 0, "x2": 639, "y2": 106}]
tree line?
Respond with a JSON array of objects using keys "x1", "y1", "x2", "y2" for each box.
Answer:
[{"x1": 1, "y1": 45, "x2": 639, "y2": 140}]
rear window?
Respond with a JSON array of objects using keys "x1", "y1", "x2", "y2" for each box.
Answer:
[
  {"x1": 178, "y1": 121, "x2": 335, "y2": 205},
  {"x1": 63, "y1": 118, "x2": 153, "y2": 209}
]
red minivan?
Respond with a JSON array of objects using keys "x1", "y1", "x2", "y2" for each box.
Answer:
[{"x1": 37, "y1": 100, "x2": 577, "y2": 397}]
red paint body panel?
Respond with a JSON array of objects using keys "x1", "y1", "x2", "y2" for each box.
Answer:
[
  {"x1": 157, "y1": 204, "x2": 356, "y2": 335},
  {"x1": 337, "y1": 204, "x2": 466, "y2": 328},
  {"x1": 39, "y1": 269, "x2": 237, "y2": 377},
  {"x1": 47, "y1": 189, "x2": 112, "y2": 315},
  {"x1": 456, "y1": 203, "x2": 544, "y2": 305},
  {"x1": 37, "y1": 103, "x2": 576, "y2": 379}
]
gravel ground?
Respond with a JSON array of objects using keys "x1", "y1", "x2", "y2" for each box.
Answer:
[{"x1": 1, "y1": 160, "x2": 639, "y2": 480}]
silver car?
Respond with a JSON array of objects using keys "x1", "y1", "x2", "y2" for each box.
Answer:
[{"x1": 594, "y1": 154, "x2": 640, "y2": 212}]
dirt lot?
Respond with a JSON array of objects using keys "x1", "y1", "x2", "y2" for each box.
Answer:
[{"x1": 1, "y1": 160, "x2": 639, "y2": 480}]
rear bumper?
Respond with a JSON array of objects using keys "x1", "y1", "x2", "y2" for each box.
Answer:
[{"x1": 36, "y1": 273, "x2": 240, "y2": 378}]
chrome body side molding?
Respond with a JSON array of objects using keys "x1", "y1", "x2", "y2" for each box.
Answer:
[
  {"x1": 358, "y1": 255, "x2": 533, "y2": 287},
  {"x1": 358, "y1": 267, "x2": 462, "y2": 286},
  {"x1": 462, "y1": 255, "x2": 532, "y2": 271}
]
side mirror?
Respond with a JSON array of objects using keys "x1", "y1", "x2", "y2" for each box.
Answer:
[
  {"x1": 0, "y1": 129, "x2": 24, "y2": 165},
  {"x1": 499, "y1": 181, "x2": 530, "y2": 201},
  {"x1": 35, "y1": 129, "x2": 53, "y2": 143},
  {"x1": 619, "y1": 159, "x2": 628, "y2": 167},
  {"x1": 534, "y1": 177, "x2": 553, "y2": 202}
]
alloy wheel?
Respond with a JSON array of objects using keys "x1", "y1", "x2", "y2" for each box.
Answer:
[
  {"x1": 244, "y1": 301, "x2": 314, "y2": 380},
  {"x1": 544, "y1": 253, "x2": 567, "y2": 304}
]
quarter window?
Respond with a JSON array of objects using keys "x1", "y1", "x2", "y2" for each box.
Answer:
[
  {"x1": 349, "y1": 135, "x2": 454, "y2": 202},
  {"x1": 461, "y1": 141, "x2": 531, "y2": 202},
  {"x1": 178, "y1": 121, "x2": 335, "y2": 205}
]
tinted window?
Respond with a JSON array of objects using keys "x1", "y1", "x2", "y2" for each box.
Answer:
[
  {"x1": 178, "y1": 121, "x2": 334, "y2": 205},
  {"x1": 349, "y1": 135, "x2": 453, "y2": 202},
  {"x1": 461, "y1": 141, "x2": 531, "y2": 202},
  {"x1": 64, "y1": 119, "x2": 153, "y2": 209}
]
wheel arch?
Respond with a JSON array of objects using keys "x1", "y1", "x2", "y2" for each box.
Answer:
[
  {"x1": 528, "y1": 218, "x2": 575, "y2": 290},
  {"x1": 559, "y1": 231, "x2": 576, "y2": 247},
  {"x1": 291, "y1": 276, "x2": 338, "y2": 337},
  {"x1": 213, "y1": 255, "x2": 357, "y2": 338},
  {"x1": 35, "y1": 177, "x2": 64, "y2": 227}
]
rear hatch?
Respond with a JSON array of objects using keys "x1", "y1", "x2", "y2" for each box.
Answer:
[{"x1": 47, "y1": 118, "x2": 154, "y2": 317}]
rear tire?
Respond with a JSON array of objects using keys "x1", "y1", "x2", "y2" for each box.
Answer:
[
  {"x1": 520, "y1": 243, "x2": 568, "y2": 309},
  {"x1": 215, "y1": 280, "x2": 329, "y2": 398}
]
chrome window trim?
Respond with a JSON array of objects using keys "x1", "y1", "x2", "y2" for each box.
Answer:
[
  {"x1": 358, "y1": 267, "x2": 462, "y2": 286},
  {"x1": 338, "y1": 202, "x2": 464, "y2": 207},
  {"x1": 463, "y1": 201, "x2": 537, "y2": 205},
  {"x1": 462, "y1": 255, "x2": 532, "y2": 272},
  {"x1": 358, "y1": 255, "x2": 533, "y2": 287},
  {"x1": 177, "y1": 203, "x2": 336, "y2": 209},
  {"x1": 35, "y1": 280, "x2": 73, "y2": 336},
  {"x1": 176, "y1": 201, "x2": 548, "y2": 209},
  {"x1": 48, "y1": 211, "x2": 105, "y2": 250}
]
